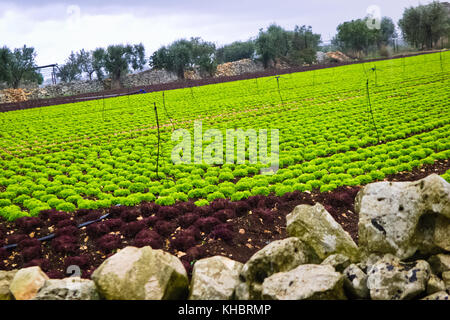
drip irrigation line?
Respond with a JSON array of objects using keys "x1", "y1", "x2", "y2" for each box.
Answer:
[
  {"x1": 162, "y1": 91, "x2": 175, "y2": 131},
  {"x1": 154, "y1": 102, "x2": 161, "y2": 179},
  {"x1": 361, "y1": 62, "x2": 368, "y2": 78},
  {"x1": 276, "y1": 77, "x2": 284, "y2": 104},
  {"x1": 1, "y1": 212, "x2": 111, "y2": 251}
]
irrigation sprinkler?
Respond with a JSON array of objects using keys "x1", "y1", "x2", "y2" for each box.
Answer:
[
  {"x1": 370, "y1": 65, "x2": 378, "y2": 86},
  {"x1": 440, "y1": 51, "x2": 443, "y2": 72},
  {"x1": 267, "y1": 75, "x2": 287, "y2": 104},
  {"x1": 190, "y1": 86, "x2": 195, "y2": 99},
  {"x1": 366, "y1": 64, "x2": 384, "y2": 87},
  {"x1": 365, "y1": 79, "x2": 380, "y2": 144}
]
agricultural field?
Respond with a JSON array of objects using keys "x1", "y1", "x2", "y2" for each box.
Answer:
[
  {"x1": 0, "y1": 52, "x2": 449, "y2": 277},
  {"x1": 1, "y1": 52, "x2": 449, "y2": 219}
]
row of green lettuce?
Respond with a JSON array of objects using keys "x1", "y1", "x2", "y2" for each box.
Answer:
[{"x1": 0, "y1": 52, "x2": 449, "y2": 220}]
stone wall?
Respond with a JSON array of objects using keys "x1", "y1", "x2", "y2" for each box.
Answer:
[
  {"x1": 0, "y1": 70, "x2": 179, "y2": 103},
  {"x1": 27, "y1": 80, "x2": 105, "y2": 100},
  {"x1": 121, "y1": 69, "x2": 178, "y2": 88},
  {"x1": 1, "y1": 174, "x2": 449, "y2": 300}
]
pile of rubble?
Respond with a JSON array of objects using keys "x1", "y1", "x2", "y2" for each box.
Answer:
[
  {"x1": 214, "y1": 59, "x2": 264, "y2": 77},
  {"x1": 326, "y1": 51, "x2": 353, "y2": 63},
  {"x1": 0, "y1": 89, "x2": 32, "y2": 103},
  {"x1": 183, "y1": 70, "x2": 202, "y2": 80}
]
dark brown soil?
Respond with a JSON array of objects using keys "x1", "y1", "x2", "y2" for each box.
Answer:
[{"x1": 0, "y1": 159, "x2": 448, "y2": 279}]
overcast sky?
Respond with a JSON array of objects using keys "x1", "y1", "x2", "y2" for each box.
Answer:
[{"x1": 0, "y1": 0, "x2": 438, "y2": 66}]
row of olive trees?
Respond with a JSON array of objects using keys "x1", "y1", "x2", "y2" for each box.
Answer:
[
  {"x1": 149, "y1": 37, "x2": 217, "y2": 78},
  {"x1": 57, "y1": 24, "x2": 320, "y2": 84},
  {"x1": 254, "y1": 24, "x2": 321, "y2": 68},
  {"x1": 57, "y1": 44, "x2": 146, "y2": 87},
  {"x1": 148, "y1": 24, "x2": 321, "y2": 78},
  {"x1": 58, "y1": 39, "x2": 217, "y2": 82}
]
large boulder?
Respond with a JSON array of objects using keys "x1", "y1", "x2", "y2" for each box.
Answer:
[
  {"x1": 189, "y1": 256, "x2": 243, "y2": 300},
  {"x1": 356, "y1": 174, "x2": 450, "y2": 259},
  {"x1": 9, "y1": 267, "x2": 49, "y2": 300},
  {"x1": 261, "y1": 264, "x2": 346, "y2": 300},
  {"x1": 366, "y1": 254, "x2": 431, "y2": 300},
  {"x1": 0, "y1": 270, "x2": 17, "y2": 300},
  {"x1": 33, "y1": 277, "x2": 100, "y2": 300},
  {"x1": 343, "y1": 264, "x2": 369, "y2": 299},
  {"x1": 286, "y1": 203, "x2": 360, "y2": 262},
  {"x1": 239, "y1": 237, "x2": 319, "y2": 299},
  {"x1": 91, "y1": 246, "x2": 188, "y2": 300}
]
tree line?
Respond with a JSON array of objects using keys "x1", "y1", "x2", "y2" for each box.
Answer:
[{"x1": 1, "y1": 1, "x2": 448, "y2": 88}]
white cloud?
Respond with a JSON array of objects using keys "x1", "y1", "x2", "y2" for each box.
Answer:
[{"x1": 0, "y1": 4, "x2": 263, "y2": 66}]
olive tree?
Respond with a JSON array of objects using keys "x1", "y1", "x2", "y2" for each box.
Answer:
[
  {"x1": 150, "y1": 38, "x2": 216, "y2": 78},
  {"x1": 399, "y1": 1, "x2": 450, "y2": 49},
  {"x1": 0, "y1": 45, "x2": 42, "y2": 88}
]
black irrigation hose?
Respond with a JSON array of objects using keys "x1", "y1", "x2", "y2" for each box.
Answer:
[
  {"x1": 1, "y1": 212, "x2": 111, "y2": 251},
  {"x1": 366, "y1": 79, "x2": 381, "y2": 143}
]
